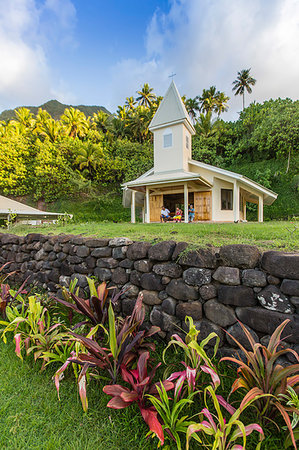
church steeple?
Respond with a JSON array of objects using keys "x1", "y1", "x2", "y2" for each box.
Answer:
[
  {"x1": 149, "y1": 81, "x2": 195, "y2": 174},
  {"x1": 149, "y1": 80, "x2": 195, "y2": 133}
]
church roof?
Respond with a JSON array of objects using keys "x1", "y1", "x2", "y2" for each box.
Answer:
[{"x1": 149, "y1": 81, "x2": 195, "y2": 134}]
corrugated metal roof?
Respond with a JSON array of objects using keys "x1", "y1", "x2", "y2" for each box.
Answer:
[{"x1": 0, "y1": 195, "x2": 62, "y2": 217}]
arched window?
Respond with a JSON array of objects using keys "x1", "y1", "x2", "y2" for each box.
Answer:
[{"x1": 163, "y1": 128, "x2": 172, "y2": 148}]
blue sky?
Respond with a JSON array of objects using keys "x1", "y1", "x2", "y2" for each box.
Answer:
[{"x1": 0, "y1": 0, "x2": 299, "y2": 120}]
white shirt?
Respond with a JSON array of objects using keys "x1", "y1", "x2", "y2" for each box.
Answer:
[{"x1": 161, "y1": 208, "x2": 170, "y2": 216}]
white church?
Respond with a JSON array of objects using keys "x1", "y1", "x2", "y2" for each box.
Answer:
[{"x1": 122, "y1": 81, "x2": 277, "y2": 223}]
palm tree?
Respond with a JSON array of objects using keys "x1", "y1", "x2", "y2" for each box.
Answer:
[
  {"x1": 198, "y1": 86, "x2": 218, "y2": 114},
  {"x1": 14, "y1": 107, "x2": 35, "y2": 129},
  {"x1": 195, "y1": 112, "x2": 219, "y2": 137},
  {"x1": 92, "y1": 110, "x2": 110, "y2": 134},
  {"x1": 125, "y1": 96, "x2": 136, "y2": 111},
  {"x1": 74, "y1": 142, "x2": 103, "y2": 178},
  {"x1": 127, "y1": 106, "x2": 152, "y2": 143},
  {"x1": 214, "y1": 92, "x2": 230, "y2": 116},
  {"x1": 185, "y1": 97, "x2": 200, "y2": 122},
  {"x1": 232, "y1": 69, "x2": 256, "y2": 110},
  {"x1": 36, "y1": 118, "x2": 62, "y2": 143},
  {"x1": 136, "y1": 83, "x2": 156, "y2": 108},
  {"x1": 61, "y1": 107, "x2": 89, "y2": 138}
]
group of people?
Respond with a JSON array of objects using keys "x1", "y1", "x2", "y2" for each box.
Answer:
[{"x1": 160, "y1": 205, "x2": 195, "y2": 223}]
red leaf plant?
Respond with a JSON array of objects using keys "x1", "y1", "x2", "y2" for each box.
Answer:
[{"x1": 103, "y1": 351, "x2": 174, "y2": 446}]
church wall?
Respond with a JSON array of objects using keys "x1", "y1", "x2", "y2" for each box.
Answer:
[
  {"x1": 212, "y1": 178, "x2": 235, "y2": 222},
  {"x1": 154, "y1": 124, "x2": 190, "y2": 173}
]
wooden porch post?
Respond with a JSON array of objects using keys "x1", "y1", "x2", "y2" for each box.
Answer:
[
  {"x1": 131, "y1": 190, "x2": 136, "y2": 223},
  {"x1": 146, "y1": 186, "x2": 150, "y2": 223},
  {"x1": 233, "y1": 181, "x2": 240, "y2": 222},
  {"x1": 184, "y1": 183, "x2": 188, "y2": 223},
  {"x1": 243, "y1": 198, "x2": 246, "y2": 221},
  {"x1": 258, "y1": 195, "x2": 263, "y2": 223}
]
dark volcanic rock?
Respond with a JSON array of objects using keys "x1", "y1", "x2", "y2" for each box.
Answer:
[
  {"x1": 176, "y1": 302, "x2": 202, "y2": 320},
  {"x1": 76, "y1": 245, "x2": 90, "y2": 258},
  {"x1": 199, "y1": 284, "x2": 217, "y2": 301},
  {"x1": 220, "y1": 245, "x2": 260, "y2": 269},
  {"x1": 109, "y1": 237, "x2": 133, "y2": 247},
  {"x1": 212, "y1": 267, "x2": 240, "y2": 285},
  {"x1": 166, "y1": 279, "x2": 199, "y2": 301},
  {"x1": 122, "y1": 298, "x2": 136, "y2": 316},
  {"x1": 242, "y1": 269, "x2": 267, "y2": 287},
  {"x1": 235, "y1": 307, "x2": 299, "y2": 343},
  {"x1": 96, "y1": 258, "x2": 118, "y2": 269},
  {"x1": 126, "y1": 242, "x2": 151, "y2": 260},
  {"x1": 183, "y1": 268, "x2": 211, "y2": 286},
  {"x1": 91, "y1": 247, "x2": 112, "y2": 258},
  {"x1": 218, "y1": 285, "x2": 256, "y2": 306},
  {"x1": 177, "y1": 248, "x2": 216, "y2": 269},
  {"x1": 94, "y1": 267, "x2": 112, "y2": 281},
  {"x1": 281, "y1": 279, "x2": 299, "y2": 297},
  {"x1": 141, "y1": 290, "x2": 161, "y2": 306},
  {"x1": 257, "y1": 285, "x2": 294, "y2": 314},
  {"x1": 172, "y1": 242, "x2": 189, "y2": 261},
  {"x1": 161, "y1": 297, "x2": 177, "y2": 315},
  {"x1": 112, "y1": 246, "x2": 127, "y2": 260},
  {"x1": 148, "y1": 241, "x2": 176, "y2": 261},
  {"x1": 204, "y1": 299, "x2": 236, "y2": 327},
  {"x1": 290, "y1": 297, "x2": 299, "y2": 314},
  {"x1": 130, "y1": 270, "x2": 142, "y2": 286},
  {"x1": 111, "y1": 267, "x2": 129, "y2": 285},
  {"x1": 86, "y1": 238, "x2": 110, "y2": 248},
  {"x1": 119, "y1": 259, "x2": 134, "y2": 269},
  {"x1": 225, "y1": 323, "x2": 259, "y2": 351},
  {"x1": 153, "y1": 263, "x2": 182, "y2": 278},
  {"x1": 150, "y1": 307, "x2": 178, "y2": 333},
  {"x1": 140, "y1": 273, "x2": 163, "y2": 291},
  {"x1": 262, "y1": 251, "x2": 299, "y2": 280},
  {"x1": 134, "y1": 260, "x2": 153, "y2": 273}
]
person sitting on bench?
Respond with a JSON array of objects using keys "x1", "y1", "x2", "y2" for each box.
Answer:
[
  {"x1": 160, "y1": 206, "x2": 170, "y2": 222},
  {"x1": 173, "y1": 207, "x2": 183, "y2": 222},
  {"x1": 188, "y1": 204, "x2": 195, "y2": 222}
]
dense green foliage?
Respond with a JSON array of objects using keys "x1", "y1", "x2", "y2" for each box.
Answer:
[{"x1": 0, "y1": 83, "x2": 298, "y2": 220}]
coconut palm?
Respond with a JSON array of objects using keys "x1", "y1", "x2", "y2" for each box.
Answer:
[
  {"x1": 125, "y1": 96, "x2": 136, "y2": 111},
  {"x1": 92, "y1": 111, "x2": 110, "y2": 134},
  {"x1": 36, "y1": 118, "x2": 62, "y2": 143},
  {"x1": 185, "y1": 97, "x2": 200, "y2": 122},
  {"x1": 136, "y1": 83, "x2": 156, "y2": 107},
  {"x1": 14, "y1": 107, "x2": 36, "y2": 129},
  {"x1": 195, "y1": 111, "x2": 219, "y2": 137},
  {"x1": 61, "y1": 107, "x2": 89, "y2": 138},
  {"x1": 74, "y1": 142, "x2": 103, "y2": 178},
  {"x1": 215, "y1": 92, "x2": 230, "y2": 116},
  {"x1": 232, "y1": 68, "x2": 256, "y2": 110},
  {"x1": 127, "y1": 106, "x2": 152, "y2": 143},
  {"x1": 197, "y1": 86, "x2": 218, "y2": 114}
]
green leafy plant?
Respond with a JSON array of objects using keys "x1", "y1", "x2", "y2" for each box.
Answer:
[
  {"x1": 163, "y1": 316, "x2": 220, "y2": 390},
  {"x1": 221, "y1": 319, "x2": 299, "y2": 449},
  {"x1": 186, "y1": 385, "x2": 264, "y2": 450},
  {"x1": 147, "y1": 379, "x2": 196, "y2": 449}
]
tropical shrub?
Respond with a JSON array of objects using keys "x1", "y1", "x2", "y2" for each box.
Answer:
[
  {"x1": 103, "y1": 351, "x2": 174, "y2": 446},
  {"x1": 221, "y1": 319, "x2": 299, "y2": 449},
  {"x1": 186, "y1": 385, "x2": 264, "y2": 450}
]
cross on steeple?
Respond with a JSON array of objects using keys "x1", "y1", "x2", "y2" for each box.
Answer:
[{"x1": 168, "y1": 72, "x2": 176, "y2": 80}]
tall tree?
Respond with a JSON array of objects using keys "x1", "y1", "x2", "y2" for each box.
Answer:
[
  {"x1": 136, "y1": 83, "x2": 156, "y2": 107},
  {"x1": 185, "y1": 97, "x2": 200, "y2": 122},
  {"x1": 198, "y1": 86, "x2": 218, "y2": 114},
  {"x1": 125, "y1": 96, "x2": 136, "y2": 111},
  {"x1": 215, "y1": 92, "x2": 230, "y2": 116},
  {"x1": 232, "y1": 68, "x2": 256, "y2": 110},
  {"x1": 61, "y1": 107, "x2": 89, "y2": 138}
]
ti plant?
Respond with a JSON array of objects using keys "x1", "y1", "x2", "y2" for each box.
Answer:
[
  {"x1": 163, "y1": 316, "x2": 220, "y2": 394},
  {"x1": 54, "y1": 278, "x2": 124, "y2": 329},
  {"x1": 103, "y1": 351, "x2": 174, "y2": 446},
  {"x1": 54, "y1": 294, "x2": 160, "y2": 410},
  {"x1": 221, "y1": 319, "x2": 299, "y2": 449},
  {"x1": 186, "y1": 385, "x2": 265, "y2": 450},
  {"x1": 0, "y1": 262, "x2": 28, "y2": 319},
  {"x1": 147, "y1": 379, "x2": 197, "y2": 449}
]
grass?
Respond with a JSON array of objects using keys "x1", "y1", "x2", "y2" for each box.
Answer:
[
  {"x1": 0, "y1": 340, "x2": 287, "y2": 449},
  {"x1": 5, "y1": 220, "x2": 299, "y2": 251}
]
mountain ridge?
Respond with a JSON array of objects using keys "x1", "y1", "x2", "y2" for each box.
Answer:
[{"x1": 0, "y1": 99, "x2": 111, "y2": 121}]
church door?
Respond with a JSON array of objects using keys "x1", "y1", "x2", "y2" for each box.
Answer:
[
  {"x1": 194, "y1": 191, "x2": 212, "y2": 220},
  {"x1": 150, "y1": 194, "x2": 163, "y2": 222}
]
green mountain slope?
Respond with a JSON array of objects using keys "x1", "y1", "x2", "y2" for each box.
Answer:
[{"x1": 0, "y1": 99, "x2": 111, "y2": 121}]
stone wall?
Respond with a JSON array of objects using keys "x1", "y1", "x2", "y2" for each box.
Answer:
[{"x1": 1, "y1": 233, "x2": 298, "y2": 363}]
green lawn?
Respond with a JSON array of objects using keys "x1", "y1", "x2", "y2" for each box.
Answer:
[
  {"x1": 0, "y1": 340, "x2": 287, "y2": 450},
  {"x1": 6, "y1": 220, "x2": 299, "y2": 251}
]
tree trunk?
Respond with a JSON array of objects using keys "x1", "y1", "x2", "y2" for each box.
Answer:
[
  {"x1": 286, "y1": 146, "x2": 291, "y2": 174},
  {"x1": 243, "y1": 92, "x2": 245, "y2": 110}
]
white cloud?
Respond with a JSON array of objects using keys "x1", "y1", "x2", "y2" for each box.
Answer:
[
  {"x1": 110, "y1": 0, "x2": 299, "y2": 119},
  {"x1": 0, "y1": 0, "x2": 76, "y2": 111}
]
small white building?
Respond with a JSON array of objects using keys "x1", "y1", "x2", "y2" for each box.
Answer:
[
  {"x1": 123, "y1": 81, "x2": 277, "y2": 223},
  {"x1": 0, "y1": 195, "x2": 63, "y2": 225}
]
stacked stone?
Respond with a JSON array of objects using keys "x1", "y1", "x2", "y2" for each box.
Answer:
[{"x1": 0, "y1": 233, "x2": 298, "y2": 362}]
